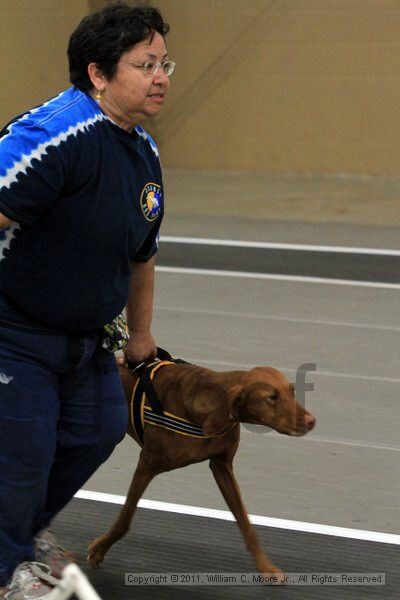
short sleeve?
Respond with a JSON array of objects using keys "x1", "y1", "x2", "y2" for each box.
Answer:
[
  {"x1": 0, "y1": 119, "x2": 65, "y2": 225},
  {"x1": 132, "y1": 221, "x2": 162, "y2": 263}
]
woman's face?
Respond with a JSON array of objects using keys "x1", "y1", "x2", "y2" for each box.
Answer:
[{"x1": 98, "y1": 32, "x2": 170, "y2": 129}]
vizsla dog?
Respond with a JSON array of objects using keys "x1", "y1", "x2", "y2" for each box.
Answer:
[{"x1": 87, "y1": 356, "x2": 315, "y2": 582}]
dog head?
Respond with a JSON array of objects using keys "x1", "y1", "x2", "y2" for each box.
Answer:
[
  {"x1": 235, "y1": 367, "x2": 315, "y2": 436},
  {"x1": 183, "y1": 366, "x2": 315, "y2": 437}
]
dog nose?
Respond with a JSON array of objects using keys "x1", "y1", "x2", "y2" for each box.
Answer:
[{"x1": 304, "y1": 413, "x2": 316, "y2": 431}]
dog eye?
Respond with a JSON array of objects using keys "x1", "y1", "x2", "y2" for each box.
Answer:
[{"x1": 268, "y1": 393, "x2": 279, "y2": 402}]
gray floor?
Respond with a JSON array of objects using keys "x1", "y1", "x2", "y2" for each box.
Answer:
[
  {"x1": 78, "y1": 170, "x2": 399, "y2": 598},
  {"x1": 85, "y1": 271, "x2": 399, "y2": 534},
  {"x1": 54, "y1": 499, "x2": 398, "y2": 600}
]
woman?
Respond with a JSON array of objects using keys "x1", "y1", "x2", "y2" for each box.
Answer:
[{"x1": 0, "y1": 3, "x2": 174, "y2": 597}]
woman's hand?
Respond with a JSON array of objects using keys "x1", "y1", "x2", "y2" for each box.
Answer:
[{"x1": 118, "y1": 331, "x2": 157, "y2": 367}]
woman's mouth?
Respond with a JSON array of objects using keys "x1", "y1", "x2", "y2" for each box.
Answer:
[{"x1": 148, "y1": 93, "x2": 164, "y2": 102}]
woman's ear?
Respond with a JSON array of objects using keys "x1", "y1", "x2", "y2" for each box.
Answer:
[{"x1": 87, "y1": 62, "x2": 106, "y2": 92}]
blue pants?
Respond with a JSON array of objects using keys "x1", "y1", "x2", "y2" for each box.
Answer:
[{"x1": 0, "y1": 324, "x2": 128, "y2": 585}]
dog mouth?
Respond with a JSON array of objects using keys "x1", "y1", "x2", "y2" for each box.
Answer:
[
  {"x1": 289, "y1": 429, "x2": 308, "y2": 437},
  {"x1": 278, "y1": 424, "x2": 313, "y2": 437},
  {"x1": 288, "y1": 422, "x2": 315, "y2": 437},
  {"x1": 277, "y1": 428, "x2": 304, "y2": 437}
]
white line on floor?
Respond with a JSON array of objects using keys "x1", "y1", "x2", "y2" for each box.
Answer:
[
  {"x1": 155, "y1": 305, "x2": 400, "y2": 332},
  {"x1": 264, "y1": 432, "x2": 400, "y2": 453},
  {"x1": 156, "y1": 266, "x2": 400, "y2": 290},
  {"x1": 75, "y1": 489, "x2": 400, "y2": 546},
  {"x1": 181, "y1": 356, "x2": 400, "y2": 384},
  {"x1": 160, "y1": 235, "x2": 400, "y2": 256}
]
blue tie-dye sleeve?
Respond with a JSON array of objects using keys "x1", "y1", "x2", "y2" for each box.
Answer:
[{"x1": 0, "y1": 119, "x2": 65, "y2": 225}]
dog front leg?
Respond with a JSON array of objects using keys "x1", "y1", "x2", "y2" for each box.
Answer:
[
  {"x1": 209, "y1": 457, "x2": 285, "y2": 584},
  {"x1": 87, "y1": 453, "x2": 155, "y2": 567}
]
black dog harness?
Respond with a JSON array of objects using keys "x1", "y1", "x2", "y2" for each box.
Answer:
[{"x1": 129, "y1": 350, "x2": 235, "y2": 446}]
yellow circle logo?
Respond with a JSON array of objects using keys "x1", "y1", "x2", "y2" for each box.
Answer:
[{"x1": 140, "y1": 183, "x2": 162, "y2": 221}]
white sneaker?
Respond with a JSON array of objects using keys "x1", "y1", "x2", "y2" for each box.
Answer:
[
  {"x1": 34, "y1": 530, "x2": 75, "y2": 580},
  {"x1": 2, "y1": 562, "x2": 58, "y2": 599}
]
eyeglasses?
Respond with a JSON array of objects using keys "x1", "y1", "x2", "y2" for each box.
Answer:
[{"x1": 123, "y1": 60, "x2": 176, "y2": 77}]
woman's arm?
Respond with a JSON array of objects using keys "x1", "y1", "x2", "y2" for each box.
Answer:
[{"x1": 120, "y1": 256, "x2": 157, "y2": 365}]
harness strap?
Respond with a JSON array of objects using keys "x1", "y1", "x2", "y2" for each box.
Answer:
[
  {"x1": 127, "y1": 347, "x2": 188, "y2": 374},
  {"x1": 136, "y1": 361, "x2": 167, "y2": 416},
  {"x1": 129, "y1": 352, "x2": 236, "y2": 446},
  {"x1": 130, "y1": 359, "x2": 176, "y2": 444},
  {"x1": 130, "y1": 377, "x2": 143, "y2": 444}
]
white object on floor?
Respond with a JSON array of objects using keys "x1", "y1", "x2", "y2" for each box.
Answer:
[{"x1": 46, "y1": 564, "x2": 102, "y2": 600}]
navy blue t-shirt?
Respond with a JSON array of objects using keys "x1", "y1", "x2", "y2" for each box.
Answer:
[{"x1": 0, "y1": 87, "x2": 163, "y2": 331}]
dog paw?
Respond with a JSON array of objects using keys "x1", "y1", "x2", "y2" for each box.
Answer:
[
  {"x1": 269, "y1": 570, "x2": 286, "y2": 585},
  {"x1": 258, "y1": 566, "x2": 286, "y2": 585},
  {"x1": 87, "y1": 537, "x2": 108, "y2": 567}
]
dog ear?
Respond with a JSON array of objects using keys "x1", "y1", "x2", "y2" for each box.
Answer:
[{"x1": 184, "y1": 382, "x2": 243, "y2": 436}]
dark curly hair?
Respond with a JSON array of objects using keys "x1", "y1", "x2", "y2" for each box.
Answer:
[{"x1": 68, "y1": 3, "x2": 169, "y2": 92}]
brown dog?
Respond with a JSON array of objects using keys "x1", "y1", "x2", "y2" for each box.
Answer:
[{"x1": 87, "y1": 360, "x2": 315, "y2": 582}]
